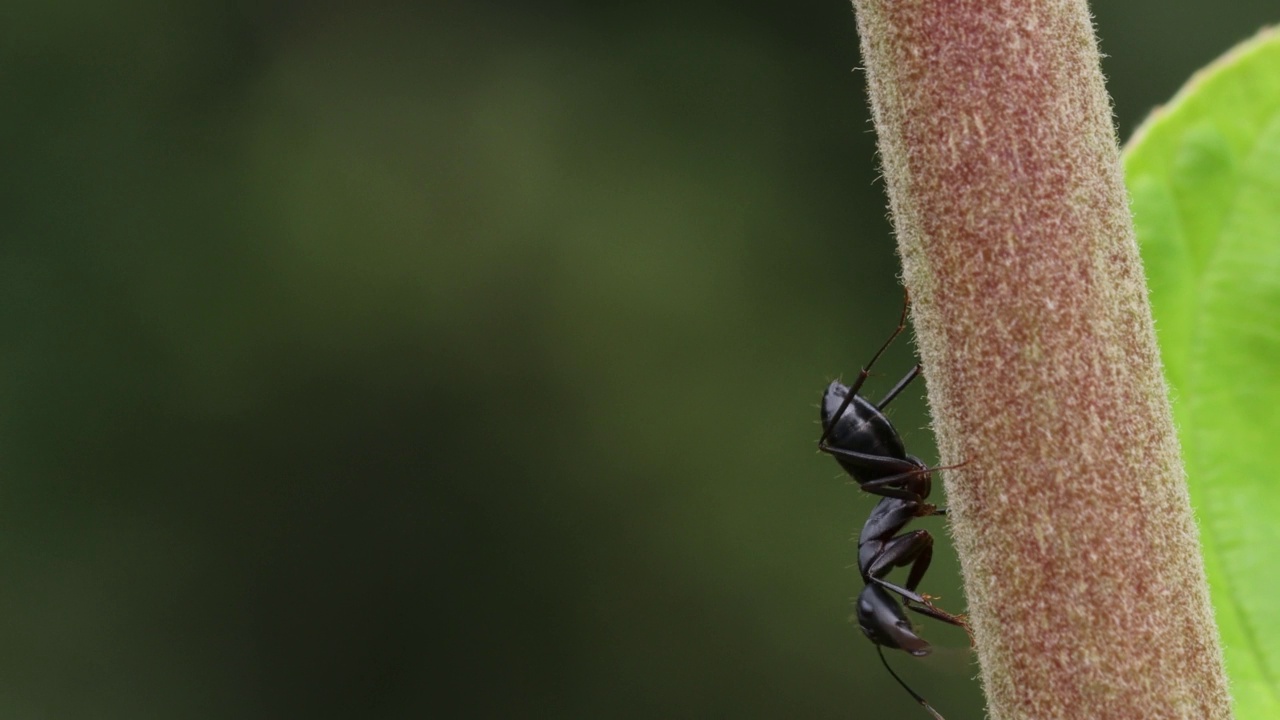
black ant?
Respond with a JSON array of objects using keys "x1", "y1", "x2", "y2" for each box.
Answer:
[{"x1": 818, "y1": 296, "x2": 969, "y2": 720}]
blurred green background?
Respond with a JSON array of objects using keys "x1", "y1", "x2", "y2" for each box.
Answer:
[{"x1": 2, "y1": 1, "x2": 1273, "y2": 718}]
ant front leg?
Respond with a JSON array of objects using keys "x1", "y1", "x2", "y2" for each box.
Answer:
[
  {"x1": 866, "y1": 531, "x2": 971, "y2": 639},
  {"x1": 905, "y1": 601, "x2": 970, "y2": 641}
]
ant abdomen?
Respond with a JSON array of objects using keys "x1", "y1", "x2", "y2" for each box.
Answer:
[{"x1": 821, "y1": 380, "x2": 910, "y2": 475}]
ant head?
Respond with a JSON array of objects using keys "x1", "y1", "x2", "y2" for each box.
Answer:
[{"x1": 857, "y1": 585, "x2": 931, "y2": 656}]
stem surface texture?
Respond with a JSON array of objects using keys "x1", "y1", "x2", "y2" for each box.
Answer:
[{"x1": 850, "y1": 1, "x2": 1233, "y2": 718}]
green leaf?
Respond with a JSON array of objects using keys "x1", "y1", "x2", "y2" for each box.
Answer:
[{"x1": 1124, "y1": 27, "x2": 1280, "y2": 719}]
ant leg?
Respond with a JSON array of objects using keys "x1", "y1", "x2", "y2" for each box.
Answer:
[
  {"x1": 867, "y1": 531, "x2": 933, "y2": 595},
  {"x1": 867, "y1": 534, "x2": 961, "y2": 619},
  {"x1": 856, "y1": 460, "x2": 967, "y2": 495},
  {"x1": 817, "y1": 445, "x2": 920, "y2": 477},
  {"x1": 820, "y1": 446, "x2": 966, "y2": 487},
  {"x1": 857, "y1": 471, "x2": 931, "y2": 492},
  {"x1": 902, "y1": 535, "x2": 937, "y2": 594},
  {"x1": 865, "y1": 566, "x2": 962, "y2": 632},
  {"x1": 875, "y1": 364, "x2": 921, "y2": 411},
  {"x1": 871, "y1": 588, "x2": 971, "y2": 644},
  {"x1": 902, "y1": 590, "x2": 973, "y2": 645},
  {"x1": 874, "y1": 578, "x2": 937, "y2": 610},
  {"x1": 816, "y1": 446, "x2": 924, "y2": 499},
  {"x1": 905, "y1": 601, "x2": 971, "y2": 639},
  {"x1": 846, "y1": 460, "x2": 967, "y2": 503},
  {"x1": 819, "y1": 291, "x2": 909, "y2": 445},
  {"x1": 867, "y1": 532, "x2": 972, "y2": 639},
  {"x1": 854, "y1": 484, "x2": 923, "y2": 503}
]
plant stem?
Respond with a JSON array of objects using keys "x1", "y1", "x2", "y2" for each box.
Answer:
[{"x1": 848, "y1": 1, "x2": 1232, "y2": 718}]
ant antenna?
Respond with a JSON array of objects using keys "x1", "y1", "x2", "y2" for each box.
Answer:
[{"x1": 876, "y1": 645, "x2": 945, "y2": 720}]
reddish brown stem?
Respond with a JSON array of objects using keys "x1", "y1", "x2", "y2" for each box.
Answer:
[{"x1": 849, "y1": 1, "x2": 1232, "y2": 718}]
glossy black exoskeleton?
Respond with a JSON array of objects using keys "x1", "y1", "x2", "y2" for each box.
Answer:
[
  {"x1": 818, "y1": 297, "x2": 968, "y2": 720},
  {"x1": 820, "y1": 369, "x2": 930, "y2": 502}
]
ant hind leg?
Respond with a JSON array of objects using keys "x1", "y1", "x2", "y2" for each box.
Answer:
[{"x1": 819, "y1": 291, "x2": 910, "y2": 445}]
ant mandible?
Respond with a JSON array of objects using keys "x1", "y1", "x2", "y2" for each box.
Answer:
[{"x1": 818, "y1": 294, "x2": 969, "y2": 720}]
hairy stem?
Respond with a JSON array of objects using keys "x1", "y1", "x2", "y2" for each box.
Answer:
[{"x1": 849, "y1": 1, "x2": 1232, "y2": 718}]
